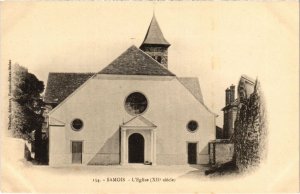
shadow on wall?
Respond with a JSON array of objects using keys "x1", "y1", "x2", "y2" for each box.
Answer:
[
  {"x1": 199, "y1": 144, "x2": 208, "y2": 155},
  {"x1": 198, "y1": 144, "x2": 209, "y2": 164},
  {"x1": 87, "y1": 129, "x2": 120, "y2": 165}
]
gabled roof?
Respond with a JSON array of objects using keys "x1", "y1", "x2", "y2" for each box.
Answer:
[
  {"x1": 44, "y1": 72, "x2": 95, "y2": 104},
  {"x1": 141, "y1": 15, "x2": 170, "y2": 46},
  {"x1": 177, "y1": 77, "x2": 204, "y2": 104},
  {"x1": 121, "y1": 115, "x2": 157, "y2": 129},
  {"x1": 98, "y1": 45, "x2": 175, "y2": 76}
]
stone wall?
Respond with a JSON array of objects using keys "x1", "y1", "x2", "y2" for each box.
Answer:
[{"x1": 140, "y1": 46, "x2": 168, "y2": 68}]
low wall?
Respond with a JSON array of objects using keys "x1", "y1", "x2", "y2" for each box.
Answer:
[{"x1": 209, "y1": 140, "x2": 234, "y2": 165}]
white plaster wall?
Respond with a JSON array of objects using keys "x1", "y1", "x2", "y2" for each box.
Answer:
[
  {"x1": 49, "y1": 126, "x2": 68, "y2": 166},
  {"x1": 49, "y1": 75, "x2": 216, "y2": 166}
]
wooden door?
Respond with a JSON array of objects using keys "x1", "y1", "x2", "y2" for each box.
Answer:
[
  {"x1": 72, "y1": 141, "x2": 82, "y2": 164},
  {"x1": 188, "y1": 143, "x2": 197, "y2": 164},
  {"x1": 128, "y1": 133, "x2": 144, "y2": 163}
]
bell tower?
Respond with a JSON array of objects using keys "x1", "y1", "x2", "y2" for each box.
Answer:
[{"x1": 140, "y1": 14, "x2": 170, "y2": 68}]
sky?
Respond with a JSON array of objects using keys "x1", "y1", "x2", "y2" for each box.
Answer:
[{"x1": 1, "y1": 1, "x2": 298, "y2": 127}]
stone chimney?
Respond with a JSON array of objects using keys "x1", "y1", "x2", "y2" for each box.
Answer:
[
  {"x1": 230, "y1": 85, "x2": 235, "y2": 103},
  {"x1": 225, "y1": 88, "x2": 231, "y2": 105}
]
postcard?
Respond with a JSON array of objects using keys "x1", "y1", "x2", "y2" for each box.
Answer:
[{"x1": 1, "y1": 1, "x2": 299, "y2": 192}]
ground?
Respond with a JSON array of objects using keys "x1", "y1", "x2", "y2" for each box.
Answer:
[
  {"x1": 2, "y1": 159, "x2": 212, "y2": 192},
  {"x1": 1, "y1": 137, "x2": 221, "y2": 192}
]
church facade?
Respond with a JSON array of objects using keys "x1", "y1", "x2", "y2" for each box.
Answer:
[{"x1": 45, "y1": 15, "x2": 217, "y2": 166}]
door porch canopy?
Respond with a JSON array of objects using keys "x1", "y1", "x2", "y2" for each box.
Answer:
[{"x1": 120, "y1": 116, "x2": 157, "y2": 165}]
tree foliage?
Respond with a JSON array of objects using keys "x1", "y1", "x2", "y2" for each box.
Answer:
[{"x1": 9, "y1": 63, "x2": 44, "y2": 142}]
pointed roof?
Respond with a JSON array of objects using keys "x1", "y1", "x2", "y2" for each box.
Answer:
[
  {"x1": 121, "y1": 116, "x2": 157, "y2": 129},
  {"x1": 98, "y1": 45, "x2": 175, "y2": 76},
  {"x1": 141, "y1": 15, "x2": 170, "y2": 46}
]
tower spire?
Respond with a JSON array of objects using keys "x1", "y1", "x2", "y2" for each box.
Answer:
[
  {"x1": 141, "y1": 14, "x2": 170, "y2": 46},
  {"x1": 140, "y1": 14, "x2": 170, "y2": 68}
]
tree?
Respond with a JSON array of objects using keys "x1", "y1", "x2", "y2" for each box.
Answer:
[{"x1": 9, "y1": 62, "x2": 45, "y2": 161}]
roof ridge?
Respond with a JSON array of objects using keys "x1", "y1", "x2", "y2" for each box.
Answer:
[{"x1": 49, "y1": 72, "x2": 96, "y2": 74}]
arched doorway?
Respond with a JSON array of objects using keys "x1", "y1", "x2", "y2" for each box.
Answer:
[{"x1": 128, "y1": 133, "x2": 144, "y2": 163}]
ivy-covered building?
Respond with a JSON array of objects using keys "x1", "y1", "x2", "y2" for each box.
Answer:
[{"x1": 221, "y1": 75, "x2": 255, "y2": 139}]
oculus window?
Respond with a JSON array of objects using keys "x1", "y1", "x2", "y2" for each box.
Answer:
[
  {"x1": 71, "y1": 119, "x2": 83, "y2": 131},
  {"x1": 125, "y1": 92, "x2": 148, "y2": 115},
  {"x1": 187, "y1": 120, "x2": 198, "y2": 132}
]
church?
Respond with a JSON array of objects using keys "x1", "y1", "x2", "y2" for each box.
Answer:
[{"x1": 45, "y1": 15, "x2": 217, "y2": 166}]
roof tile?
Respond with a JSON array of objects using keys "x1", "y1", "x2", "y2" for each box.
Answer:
[
  {"x1": 98, "y1": 45, "x2": 175, "y2": 76},
  {"x1": 44, "y1": 72, "x2": 94, "y2": 104}
]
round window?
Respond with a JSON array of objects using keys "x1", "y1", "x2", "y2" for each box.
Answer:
[
  {"x1": 125, "y1": 92, "x2": 148, "y2": 115},
  {"x1": 187, "y1": 120, "x2": 198, "y2": 132},
  {"x1": 71, "y1": 119, "x2": 83, "y2": 131}
]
